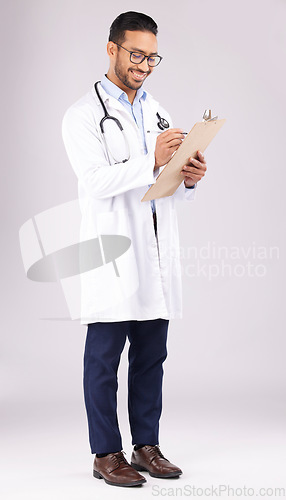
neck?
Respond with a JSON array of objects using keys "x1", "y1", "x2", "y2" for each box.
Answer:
[{"x1": 106, "y1": 70, "x2": 136, "y2": 104}]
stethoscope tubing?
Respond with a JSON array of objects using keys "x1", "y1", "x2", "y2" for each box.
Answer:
[{"x1": 93, "y1": 81, "x2": 170, "y2": 163}]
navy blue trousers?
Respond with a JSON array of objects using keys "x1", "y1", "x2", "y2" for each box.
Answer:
[{"x1": 83, "y1": 319, "x2": 169, "y2": 454}]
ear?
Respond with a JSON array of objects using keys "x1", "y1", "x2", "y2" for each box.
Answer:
[{"x1": 107, "y1": 41, "x2": 117, "y2": 58}]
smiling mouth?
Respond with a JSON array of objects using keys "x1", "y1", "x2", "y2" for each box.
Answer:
[{"x1": 130, "y1": 69, "x2": 148, "y2": 81}]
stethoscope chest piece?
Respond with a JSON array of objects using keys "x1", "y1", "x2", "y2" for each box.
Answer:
[{"x1": 156, "y1": 112, "x2": 169, "y2": 130}]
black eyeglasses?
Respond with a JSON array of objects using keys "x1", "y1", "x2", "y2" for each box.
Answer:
[{"x1": 112, "y1": 42, "x2": 163, "y2": 67}]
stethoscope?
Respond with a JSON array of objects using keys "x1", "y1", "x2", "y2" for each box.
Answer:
[
  {"x1": 94, "y1": 81, "x2": 169, "y2": 163},
  {"x1": 156, "y1": 112, "x2": 169, "y2": 130}
]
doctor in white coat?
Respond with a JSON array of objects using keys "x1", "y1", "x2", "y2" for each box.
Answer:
[{"x1": 62, "y1": 11, "x2": 207, "y2": 489}]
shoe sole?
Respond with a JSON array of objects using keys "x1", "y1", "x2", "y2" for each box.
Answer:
[
  {"x1": 93, "y1": 469, "x2": 146, "y2": 487},
  {"x1": 131, "y1": 462, "x2": 182, "y2": 478}
]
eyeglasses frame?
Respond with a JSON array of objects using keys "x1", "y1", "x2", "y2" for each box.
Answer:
[{"x1": 111, "y1": 41, "x2": 163, "y2": 67}]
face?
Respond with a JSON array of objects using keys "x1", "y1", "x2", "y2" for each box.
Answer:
[{"x1": 108, "y1": 30, "x2": 158, "y2": 91}]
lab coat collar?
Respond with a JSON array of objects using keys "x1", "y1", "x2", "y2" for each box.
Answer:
[
  {"x1": 101, "y1": 74, "x2": 147, "y2": 103},
  {"x1": 92, "y1": 80, "x2": 159, "y2": 114}
]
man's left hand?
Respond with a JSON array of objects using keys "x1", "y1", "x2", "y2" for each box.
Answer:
[{"x1": 181, "y1": 150, "x2": 207, "y2": 188}]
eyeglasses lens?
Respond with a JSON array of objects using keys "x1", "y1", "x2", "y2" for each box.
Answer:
[{"x1": 130, "y1": 53, "x2": 161, "y2": 67}]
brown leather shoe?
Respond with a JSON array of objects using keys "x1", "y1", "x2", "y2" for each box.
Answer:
[
  {"x1": 93, "y1": 451, "x2": 146, "y2": 487},
  {"x1": 131, "y1": 445, "x2": 182, "y2": 478}
]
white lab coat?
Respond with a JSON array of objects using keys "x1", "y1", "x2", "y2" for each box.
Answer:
[{"x1": 61, "y1": 82, "x2": 196, "y2": 324}]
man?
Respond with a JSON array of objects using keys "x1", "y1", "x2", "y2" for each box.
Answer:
[{"x1": 62, "y1": 11, "x2": 207, "y2": 488}]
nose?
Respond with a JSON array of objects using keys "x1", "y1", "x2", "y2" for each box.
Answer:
[{"x1": 138, "y1": 57, "x2": 150, "y2": 72}]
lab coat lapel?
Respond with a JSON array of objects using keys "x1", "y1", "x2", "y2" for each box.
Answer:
[{"x1": 142, "y1": 94, "x2": 159, "y2": 153}]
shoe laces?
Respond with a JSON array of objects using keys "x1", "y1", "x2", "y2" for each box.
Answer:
[
  {"x1": 110, "y1": 451, "x2": 128, "y2": 468},
  {"x1": 146, "y1": 445, "x2": 168, "y2": 462}
]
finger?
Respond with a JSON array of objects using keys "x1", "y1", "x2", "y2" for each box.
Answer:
[
  {"x1": 163, "y1": 133, "x2": 185, "y2": 144},
  {"x1": 165, "y1": 128, "x2": 184, "y2": 135},
  {"x1": 188, "y1": 157, "x2": 207, "y2": 170},
  {"x1": 197, "y1": 150, "x2": 206, "y2": 162},
  {"x1": 182, "y1": 165, "x2": 201, "y2": 174},
  {"x1": 181, "y1": 171, "x2": 203, "y2": 181},
  {"x1": 182, "y1": 167, "x2": 204, "y2": 177},
  {"x1": 181, "y1": 166, "x2": 206, "y2": 177},
  {"x1": 165, "y1": 138, "x2": 183, "y2": 148},
  {"x1": 159, "y1": 128, "x2": 184, "y2": 140}
]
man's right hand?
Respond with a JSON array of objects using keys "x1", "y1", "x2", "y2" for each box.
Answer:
[{"x1": 154, "y1": 128, "x2": 185, "y2": 169}]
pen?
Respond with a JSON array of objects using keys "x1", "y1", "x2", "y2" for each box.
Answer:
[{"x1": 147, "y1": 130, "x2": 188, "y2": 135}]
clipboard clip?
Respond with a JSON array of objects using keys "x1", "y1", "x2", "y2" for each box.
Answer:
[{"x1": 203, "y1": 109, "x2": 218, "y2": 122}]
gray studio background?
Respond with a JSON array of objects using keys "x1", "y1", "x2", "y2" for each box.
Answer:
[{"x1": 1, "y1": 0, "x2": 285, "y2": 499}]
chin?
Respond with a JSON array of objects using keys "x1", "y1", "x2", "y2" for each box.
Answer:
[{"x1": 126, "y1": 80, "x2": 143, "y2": 91}]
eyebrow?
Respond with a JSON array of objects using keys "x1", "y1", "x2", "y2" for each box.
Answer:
[{"x1": 130, "y1": 47, "x2": 158, "y2": 55}]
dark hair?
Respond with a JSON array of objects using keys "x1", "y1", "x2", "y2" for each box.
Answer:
[{"x1": 109, "y1": 11, "x2": 158, "y2": 44}]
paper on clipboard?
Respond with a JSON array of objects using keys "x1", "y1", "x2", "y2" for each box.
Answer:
[{"x1": 141, "y1": 117, "x2": 226, "y2": 202}]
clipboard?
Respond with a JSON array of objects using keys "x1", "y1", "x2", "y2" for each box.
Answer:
[{"x1": 141, "y1": 114, "x2": 226, "y2": 202}]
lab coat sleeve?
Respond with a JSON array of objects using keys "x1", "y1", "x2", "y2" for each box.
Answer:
[
  {"x1": 172, "y1": 181, "x2": 197, "y2": 202},
  {"x1": 61, "y1": 106, "x2": 156, "y2": 200},
  {"x1": 184, "y1": 183, "x2": 197, "y2": 199},
  {"x1": 184, "y1": 184, "x2": 197, "y2": 200}
]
